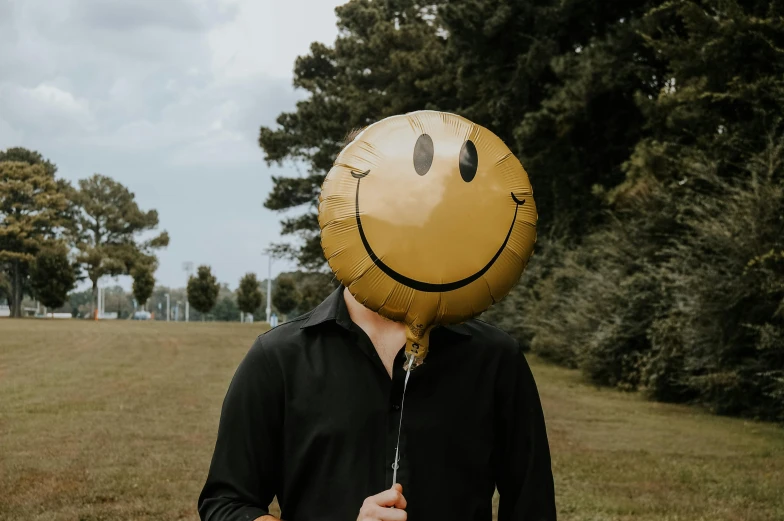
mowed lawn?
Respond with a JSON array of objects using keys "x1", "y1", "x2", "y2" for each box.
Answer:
[{"x1": 1, "y1": 320, "x2": 782, "y2": 521}]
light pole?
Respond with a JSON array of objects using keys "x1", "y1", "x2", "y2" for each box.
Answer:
[
  {"x1": 265, "y1": 253, "x2": 273, "y2": 323},
  {"x1": 183, "y1": 262, "x2": 193, "y2": 322},
  {"x1": 165, "y1": 293, "x2": 170, "y2": 322}
]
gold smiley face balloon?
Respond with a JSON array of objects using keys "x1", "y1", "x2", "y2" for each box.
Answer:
[{"x1": 319, "y1": 110, "x2": 537, "y2": 367}]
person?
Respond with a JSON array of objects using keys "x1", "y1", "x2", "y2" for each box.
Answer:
[{"x1": 198, "y1": 285, "x2": 557, "y2": 521}]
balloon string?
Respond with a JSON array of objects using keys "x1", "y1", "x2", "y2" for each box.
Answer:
[{"x1": 392, "y1": 352, "x2": 414, "y2": 488}]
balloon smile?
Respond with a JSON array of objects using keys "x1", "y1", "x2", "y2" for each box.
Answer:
[{"x1": 353, "y1": 172, "x2": 525, "y2": 292}]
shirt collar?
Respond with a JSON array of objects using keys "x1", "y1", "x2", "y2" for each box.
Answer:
[
  {"x1": 300, "y1": 285, "x2": 472, "y2": 337},
  {"x1": 300, "y1": 284, "x2": 353, "y2": 331}
]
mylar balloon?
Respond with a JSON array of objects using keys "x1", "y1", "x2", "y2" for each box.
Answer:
[{"x1": 319, "y1": 110, "x2": 537, "y2": 368}]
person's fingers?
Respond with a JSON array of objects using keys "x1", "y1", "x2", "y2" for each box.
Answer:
[
  {"x1": 365, "y1": 504, "x2": 407, "y2": 521},
  {"x1": 358, "y1": 485, "x2": 407, "y2": 520},
  {"x1": 387, "y1": 484, "x2": 406, "y2": 508},
  {"x1": 370, "y1": 487, "x2": 405, "y2": 507},
  {"x1": 392, "y1": 485, "x2": 407, "y2": 509},
  {"x1": 358, "y1": 503, "x2": 407, "y2": 521}
]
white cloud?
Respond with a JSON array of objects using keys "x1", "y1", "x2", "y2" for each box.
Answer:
[
  {"x1": 207, "y1": 0, "x2": 344, "y2": 80},
  {"x1": 0, "y1": 82, "x2": 95, "y2": 135},
  {"x1": 28, "y1": 84, "x2": 90, "y2": 115}
]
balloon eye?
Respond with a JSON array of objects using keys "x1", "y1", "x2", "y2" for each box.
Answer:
[
  {"x1": 459, "y1": 140, "x2": 478, "y2": 182},
  {"x1": 413, "y1": 134, "x2": 434, "y2": 176}
]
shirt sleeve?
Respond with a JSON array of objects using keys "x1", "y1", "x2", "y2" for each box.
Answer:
[
  {"x1": 198, "y1": 335, "x2": 283, "y2": 521},
  {"x1": 495, "y1": 343, "x2": 557, "y2": 520}
]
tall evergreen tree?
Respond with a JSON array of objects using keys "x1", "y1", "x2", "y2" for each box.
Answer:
[{"x1": 0, "y1": 161, "x2": 68, "y2": 317}]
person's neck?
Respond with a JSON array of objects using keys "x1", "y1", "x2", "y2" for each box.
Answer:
[
  {"x1": 342, "y1": 287, "x2": 398, "y2": 330},
  {"x1": 343, "y1": 287, "x2": 406, "y2": 376}
]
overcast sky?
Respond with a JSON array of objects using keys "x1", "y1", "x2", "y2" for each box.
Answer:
[{"x1": 0, "y1": 0, "x2": 344, "y2": 289}]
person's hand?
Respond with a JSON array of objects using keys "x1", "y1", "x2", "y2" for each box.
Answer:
[{"x1": 357, "y1": 484, "x2": 407, "y2": 520}]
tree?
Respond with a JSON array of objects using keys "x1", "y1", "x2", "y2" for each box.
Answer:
[
  {"x1": 68, "y1": 289, "x2": 93, "y2": 318},
  {"x1": 0, "y1": 271, "x2": 11, "y2": 304},
  {"x1": 0, "y1": 147, "x2": 57, "y2": 177},
  {"x1": 258, "y1": 1, "x2": 672, "y2": 267},
  {"x1": 132, "y1": 266, "x2": 155, "y2": 310},
  {"x1": 520, "y1": 0, "x2": 784, "y2": 421},
  {"x1": 237, "y1": 273, "x2": 263, "y2": 318},
  {"x1": 29, "y1": 243, "x2": 77, "y2": 312},
  {"x1": 69, "y1": 174, "x2": 169, "y2": 317},
  {"x1": 617, "y1": 0, "x2": 784, "y2": 192},
  {"x1": 0, "y1": 161, "x2": 68, "y2": 317},
  {"x1": 187, "y1": 265, "x2": 219, "y2": 318},
  {"x1": 213, "y1": 295, "x2": 240, "y2": 322},
  {"x1": 272, "y1": 274, "x2": 299, "y2": 316},
  {"x1": 297, "y1": 272, "x2": 338, "y2": 312}
]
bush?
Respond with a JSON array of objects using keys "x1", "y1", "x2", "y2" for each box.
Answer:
[
  {"x1": 648, "y1": 150, "x2": 784, "y2": 420},
  {"x1": 523, "y1": 142, "x2": 784, "y2": 421}
]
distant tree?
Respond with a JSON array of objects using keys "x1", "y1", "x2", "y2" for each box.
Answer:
[
  {"x1": 69, "y1": 174, "x2": 169, "y2": 317},
  {"x1": 237, "y1": 273, "x2": 263, "y2": 318},
  {"x1": 297, "y1": 272, "x2": 337, "y2": 312},
  {"x1": 0, "y1": 161, "x2": 68, "y2": 317},
  {"x1": 187, "y1": 265, "x2": 219, "y2": 318},
  {"x1": 68, "y1": 289, "x2": 93, "y2": 318},
  {"x1": 213, "y1": 295, "x2": 240, "y2": 322},
  {"x1": 132, "y1": 266, "x2": 155, "y2": 310},
  {"x1": 272, "y1": 274, "x2": 299, "y2": 316},
  {"x1": 29, "y1": 243, "x2": 77, "y2": 311},
  {"x1": 147, "y1": 286, "x2": 190, "y2": 321}
]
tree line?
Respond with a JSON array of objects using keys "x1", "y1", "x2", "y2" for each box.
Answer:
[
  {"x1": 61, "y1": 268, "x2": 336, "y2": 323},
  {"x1": 177, "y1": 268, "x2": 336, "y2": 322},
  {"x1": 0, "y1": 147, "x2": 168, "y2": 318},
  {"x1": 258, "y1": 1, "x2": 784, "y2": 421}
]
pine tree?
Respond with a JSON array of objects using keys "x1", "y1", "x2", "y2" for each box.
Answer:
[
  {"x1": 70, "y1": 174, "x2": 169, "y2": 317},
  {"x1": 0, "y1": 161, "x2": 68, "y2": 317}
]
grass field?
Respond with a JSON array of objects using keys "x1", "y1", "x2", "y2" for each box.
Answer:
[{"x1": 1, "y1": 320, "x2": 782, "y2": 521}]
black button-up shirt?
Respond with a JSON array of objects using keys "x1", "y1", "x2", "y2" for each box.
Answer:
[{"x1": 199, "y1": 287, "x2": 556, "y2": 521}]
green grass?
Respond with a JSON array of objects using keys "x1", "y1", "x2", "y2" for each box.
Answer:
[{"x1": 0, "y1": 320, "x2": 782, "y2": 520}]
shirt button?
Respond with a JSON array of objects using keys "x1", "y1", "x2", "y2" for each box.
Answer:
[{"x1": 392, "y1": 404, "x2": 401, "y2": 411}]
